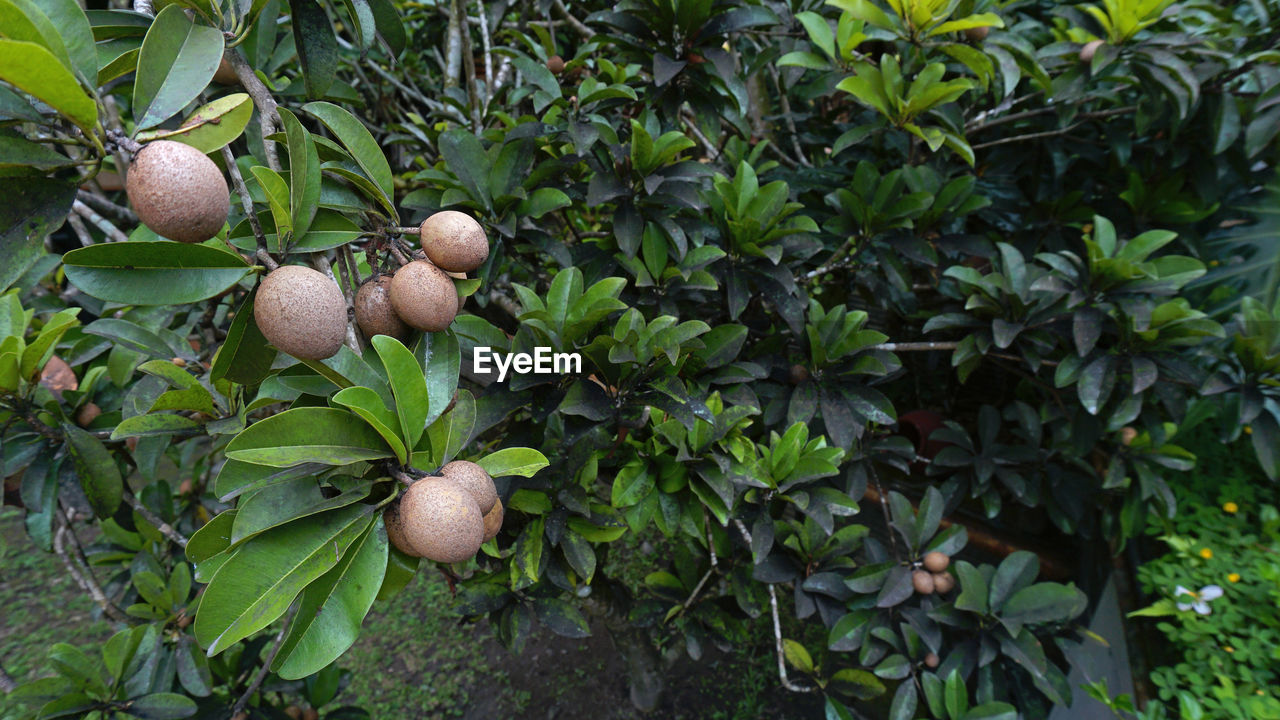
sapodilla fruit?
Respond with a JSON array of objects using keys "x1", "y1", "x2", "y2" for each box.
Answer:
[
  {"x1": 254, "y1": 265, "x2": 347, "y2": 359},
  {"x1": 384, "y1": 500, "x2": 422, "y2": 557},
  {"x1": 1080, "y1": 39, "x2": 1104, "y2": 63},
  {"x1": 912, "y1": 570, "x2": 935, "y2": 595},
  {"x1": 398, "y1": 477, "x2": 485, "y2": 563},
  {"x1": 389, "y1": 260, "x2": 458, "y2": 332},
  {"x1": 126, "y1": 140, "x2": 229, "y2": 243},
  {"x1": 213, "y1": 57, "x2": 238, "y2": 85},
  {"x1": 482, "y1": 498, "x2": 504, "y2": 541},
  {"x1": 932, "y1": 571, "x2": 955, "y2": 594},
  {"x1": 923, "y1": 551, "x2": 950, "y2": 572},
  {"x1": 418, "y1": 211, "x2": 489, "y2": 272},
  {"x1": 355, "y1": 275, "x2": 409, "y2": 340},
  {"x1": 441, "y1": 460, "x2": 497, "y2": 514}
]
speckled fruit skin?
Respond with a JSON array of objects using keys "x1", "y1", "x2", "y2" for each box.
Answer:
[
  {"x1": 389, "y1": 260, "x2": 458, "y2": 332},
  {"x1": 254, "y1": 265, "x2": 347, "y2": 359},
  {"x1": 482, "y1": 498, "x2": 504, "y2": 541},
  {"x1": 213, "y1": 57, "x2": 238, "y2": 85},
  {"x1": 923, "y1": 551, "x2": 950, "y2": 572},
  {"x1": 384, "y1": 501, "x2": 423, "y2": 557},
  {"x1": 355, "y1": 275, "x2": 409, "y2": 340},
  {"x1": 932, "y1": 571, "x2": 955, "y2": 594},
  {"x1": 399, "y1": 477, "x2": 485, "y2": 563},
  {"x1": 912, "y1": 570, "x2": 935, "y2": 595},
  {"x1": 418, "y1": 211, "x2": 489, "y2": 272},
  {"x1": 441, "y1": 460, "x2": 497, "y2": 514},
  {"x1": 126, "y1": 140, "x2": 229, "y2": 243}
]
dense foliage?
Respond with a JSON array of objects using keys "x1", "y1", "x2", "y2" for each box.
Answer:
[{"x1": 2, "y1": 0, "x2": 1279, "y2": 718}]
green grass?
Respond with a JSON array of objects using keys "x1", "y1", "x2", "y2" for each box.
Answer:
[{"x1": 0, "y1": 507, "x2": 112, "y2": 719}]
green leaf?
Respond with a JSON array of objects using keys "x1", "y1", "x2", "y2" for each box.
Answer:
[
  {"x1": 0, "y1": 133, "x2": 72, "y2": 170},
  {"x1": 420, "y1": 389, "x2": 474, "y2": 467},
  {"x1": 290, "y1": 0, "x2": 337, "y2": 99},
  {"x1": 782, "y1": 639, "x2": 814, "y2": 672},
  {"x1": 131, "y1": 4, "x2": 224, "y2": 130},
  {"x1": 0, "y1": 39, "x2": 96, "y2": 132},
  {"x1": 418, "y1": 330, "x2": 460, "y2": 428},
  {"x1": 372, "y1": 334, "x2": 429, "y2": 450},
  {"x1": 332, "y1": 385, "x2": 408, "y2": 464},
  {"x1": 28, "y1": 0, "x2": 97, "y2": 84},
  {"x1": 475, "y1": 447, "x2": 549, "y2": 478},
  {"x1": 999, "y1": 582, "x2": 1087, "y2": 628},
  {"x1": 1, "y1": 178, "x2": 75, "y2": 292},
  {"x1": 193, "y1": 503, "x2": 375, "y2": 654},
  {"x1": 532, "y1": 597, "x2": 590, "y2": 638},
  {"x1": 0, "y1": 0, "x2": 75, "y2": 79},
  {"x1": 274, "y1": 518, "x2": 387, "y2": 678},
  {"x1": 210, "y1": 291, "x2": 277, "y2": 386},
  {"x1": 953, "y1": 560, "x2": 988, "y2": 615},
  {"x1": 963, "y1": 702, "x2": 1017, "y2": 720},
  {"x1": 611, "y1": 459, "x2": 652, "y2": 507},
  {"x1": 231, "y1": 476, "x2": 372, "y2": 544},
  {"x1": 135, "y1": 92, "x2": 252, "y2": 152},
  {"x1": 63, "y1": 242, "x2": 250, "y2": 305},
  {"x1": 437, "y1": 128, "x2": 492, "y2": 211},
  {"x1": 338, "y1": 0, "x2": 375, "y2": 49},
  {"x1": 303, "y1": 101, "x2": 393, "y2": 203},
  {"x1": 518, "y1": 187, "x2": 571, "y2": 219},
  {"x1": 224, "y1": 407, "x2": 394, "y2": 467},
  {"x1": 251, "y1": 165, "x2": 292, "y2": 253},
  {"x1": 112, "y1": 413, "x2": 201, "y2": 438},
  {"x1": 62, "y1": 423, "x2": 122, "y2": 517},
  {"x1": 279, "y1": 107, "x2": 320, "y2": 240}
]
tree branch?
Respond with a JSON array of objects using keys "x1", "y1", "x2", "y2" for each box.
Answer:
[
  {"x1": 66, "y1": 211, "x2": 94, "y2": 247},
  {"x1": 123, "y1": 490, "x2": 188, "y2": 548},
  {"x1": 231, "y1": 603, "x2": 299, "y2": 716},
  {"x1": 769, "y1": 585, "x2": 817, "y2": 693},
  {"x1": 551, "y1": 0, "x2": 593, "y2": 40},
  {"x1": 310, "y1": 255, "x2": 361, "y2": 353},
  {"x1": 54, "y1": 512, "x2": 130, "y2": 623},
  {"x1": 77, "y1": 189, "x2": 137, "y2": 223},
  {"x1": 0, "y1": 662, "x2": 15, "y2": 693},
  {"x1": 220, "y1": 144, "x2": 273, "y2": 263},
  {"x1": 224, "y1": 49, "x2": 280, "y2": 171},
  {"x1": 970, "y1": 106, "x2": 1136, "y2": 151},
  {"x1": 72, "y1": 200, "x2": 129, "y2": 242}
]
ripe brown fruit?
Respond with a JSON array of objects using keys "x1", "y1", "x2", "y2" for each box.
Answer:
[
  {"x1": 126, "y1": 140, "x2": 229, "y2": 243},
  {"x1": 302, "y1": 709, "x2": 319, "y2": 720},
  {"x1": 441, "y1": 460, "x2": 497, "y2": 515},
  {"x1": 178, "y1": 479, "x2": 193, "y2": 495},
  {"x1": 384, "y1": 500, "x2": 423, "y2": 557},
  {"x1": 789, "y1": 364, "x2": 810, "y2": 384},
  {"x1": 1120, "y1": 426, "x2": 1138, "y2": 446},
  {"x1": 254, "y1": 265, "x2": 348, "y2": 359},
  {"x1": 213, "y1": 57, "x2": 238, "y2": 85},
  {"x1": 932, "y1": 571, "x2": 955, "y2": 594},
  {"x1": 923, "y1": 551, "x2": 950, "y2": 573},
  {"x1": 924, "y1": 652, "x2": 940, "y2": 668},
  {"x1": 418, "y1": 210, "x2": 489, "y2": 272},
  {"x1": 1080, "y1": 39, "x2": 1104, "y2": 63},
  {"x1": 912, "y1": 570, "x2": 935, "y2": 595},
  {"x1": 397, "y1": 477, "x2": 485, "y2": 563},
  {"x1": 171, "y1": 357, "x2": 187, "y2": 368},
  {"x1": 964, "y1": 26, "x2": 989, "y2": 42},
  {"x1": 482, "y1": 498, "x2": 504, "y2": 541},
  {"x1": 389, "y1": 260, "x2": 459, "y2": 332},
  {"x1": 355, "y1": 275, "x2": 410, "y2": 341},
  {"x1": 284, "y1": 707, "x2": 303, "y2": 720},
  {"x1": 547, "y1": 55, "x2": 566, "y2": 74},
  {"x1": 75, "y1": 402, "x2": 101, "y2": 427}
]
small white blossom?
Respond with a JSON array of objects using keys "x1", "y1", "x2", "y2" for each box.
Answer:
[{"x1": 1175, "y1": 585, "x2": 1223, "y2": 615}]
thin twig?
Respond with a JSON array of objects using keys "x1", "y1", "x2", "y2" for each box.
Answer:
[
  {"x1": 444, "y1": 2, "x2": 463, "y2": 88},
  {"x1": 133, "y1": 0, "x2": 153, "y2": 15},
  {"x1": 455, "y1": 0, "x2": 482, "y2": 131},
  {"x1": 225, "y1": 49, "x2": 280, "y2": 171},
  {"x1": 72, "y1": 201, "x2": 129, "y2": 242},
  {"x1": 77, "y1": 189, "x2": 137, "y2": 223},
  {"x1": 551, "y1": 0, "x2": 592, "y2": 39},
  {"x1": 334, "y1": 246, "x2": 364, "y2": 351},
  {"x1": 53, "y1": 513, "x2": 130, "y2": 623},
  {"x1": 682, "y1": 113, "x2": 720, "y2": 161},
  {"x1": 310, "y1": 255, "x2": 361, "y2": 353},
  {"x1": 477, "y1": 0, "x2": 493, "y2": 106},
  {"x1": 970, "y1": 106, "x2": 1136, "y2": 151},
  {"x1": 231, "y1": 603, "x2": 300, "y2": 716},
  {"x1": 769, "y1": 585, "x2": 817, "y2": 693},
  {"x1": 221, "y1": 144, "x2": 272, "y2": 259},
  {"x1": 124, "y1": 490, "x2": 188, "y2": 547},
  {"x1": 0, "y1": 662, "x2": 15, "y2": 693},
  {"x1": 66, "y1": 212, "x2": 94, "y2": 247},
  {"x1": 870, "y1": 341, "x2": 960, "y2": 352}
]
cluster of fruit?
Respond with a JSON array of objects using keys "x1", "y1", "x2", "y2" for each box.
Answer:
[
  {"x1": 122, "y1": 139, "x2": 487, "y2": 360},
  {"x1": 385, "y1": 461, "x2": 503, "y2": 562},
  {"x1": 912, "y1": 551, "x2": 955, "y2": 596}
]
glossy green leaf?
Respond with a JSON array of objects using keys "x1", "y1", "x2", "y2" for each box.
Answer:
[
  {"x1": 372, "y1": 334, "x2": 429, "y2": 450},
  {"x1": 193, "y1": 503, "x2": 375, "y2": 654},
  {"x1": 112, "y1": 413, "x2": 201, "y2": 438},
  {"x1": 224, "y1": 407, "x2": 394, "y2": 467},
  {"x1": 1, "y1": 178, "x2": 75, "y2": 291},
  {"x1": 62, "y1": 423, "x2": 122, "y2": 517},
  {"x1": 132, "y1": 5, "x2": 224, "y2": 130},
  {"x1": 63, "y1": 242, "x2": 250, "y2": 305},
  {"x1": 420, "y1": 389, "x2": 474, "y2": 467},
  {"x1": 418, "y1": 330, "x2": 460, "y2": 428},
  {"x1": 0, "y1": 39, "x2": 96, "y2": 132},
  {"x1": 290, "y1": 0, "x2": 337, "y2": 99},
  {"x1": 332, "y1": 385, "x2": 408, "y2": 464},
  {"x1": 251, "y1": 165, "x2": 292, "y2": 254},
  {"x1": 274, "y1": 518, "x2": 387, "y2": 678},
  {"x1": 303, "y1": 101, "x2": 393, "y2": 202},
  {"x1": 231, "y1": 476, "x2": 372, "y2": 544},
  {"x1": 136, "y1": 93, "x2": 252, "y2": 152},
  {"x1": 211, "y1": 291, "x2": 277, "y2": 386},
  {"x1": 279, "y1": 107, "x2": 320, "y2": 241},
  {"x1": 476, "y1": 447, "x2": 549, "y2": 478},
  {"x1": 29, "y1": 0, "x2": 97, "y2": 83}
]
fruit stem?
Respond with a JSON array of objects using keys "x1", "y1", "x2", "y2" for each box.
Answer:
[
  {"x1": 255, "y1": 249, "x2": 279, "y2": 271},
  {"x1": 386, "y1": 225, "x2": 420, "y2": 235}
]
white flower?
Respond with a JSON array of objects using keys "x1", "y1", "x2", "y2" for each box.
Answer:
[{"x1": 1175, "y1": 585, "x2": 1223, "y2": 615}]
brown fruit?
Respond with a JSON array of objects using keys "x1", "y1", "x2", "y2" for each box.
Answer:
[
  {"x1": 964, "y1": 26, "x2": 989, "y2": 42},
  {"x1": 932, "y1": 571, "x2": 955, "y2": 594},
  {"x1": 384, "y1": 500, "x2": 423, "y2": 557},
  {"x1": 924, "y1": 652, "x2": 940, "y2": 668},
  {"x1": 389, "y1": 260, "x2": 459, "y2": 332},
  {"x1": 1120, "y1": 426, "x2": 1138, "y2": 446},
  {"x1": 284, "y1": 707, "x2": 303, "y2": 720},
  {"x1": 789, "y1": 364, "x2": 810, "y2": 384},
  {"x1": 75, "y1": 403, "x2": 101, "y2": 427},
  {"x1": 1080, "y1": 39, "x2": 1104, "y2": 63},
  {"x1": 213, "y1": 57, "x2": 238, "y2": 85},
  {"x1": 547, "y1": 55, "x2": 566, "y2": 74},
  {"x1": 441, "y1": 460, "x2": 497, "y2": 515},
  {"x1": 912, "y1": 570, "x2": 935, "y2": 595},
  {"x1": 126, "y1": 140, "x2": 229, "y2": 243},
  {"x1": 923, "y1": 551, "x2": 950, "y2": 573},
  {"x1": 254, "y1": 265, "x2": 348, "y2": 359},
  {"x1": 176, "y1": 613, "x2": 192, "y2": 629},
  {"x1": 482, "y1": 498, "x2": 504, "y2": 541},
  {"x1": 355, "y1": 275, "x2": 410, "y2": 341},
  {"x1": 178, "y1": 479, "x2": 193, "y2": 495},
  {"x1": 231, "y1": 713, "x2": 248, "y2": 720},
  {"x1": 302, "y1": 709, "x2": 319, "y2": 720},
  {"x1": 418, "y1": 211, "x2": 489, "y2": 272},
  {"x1": 398, "y1": 477, "x2": 485, "y2": 563}
]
